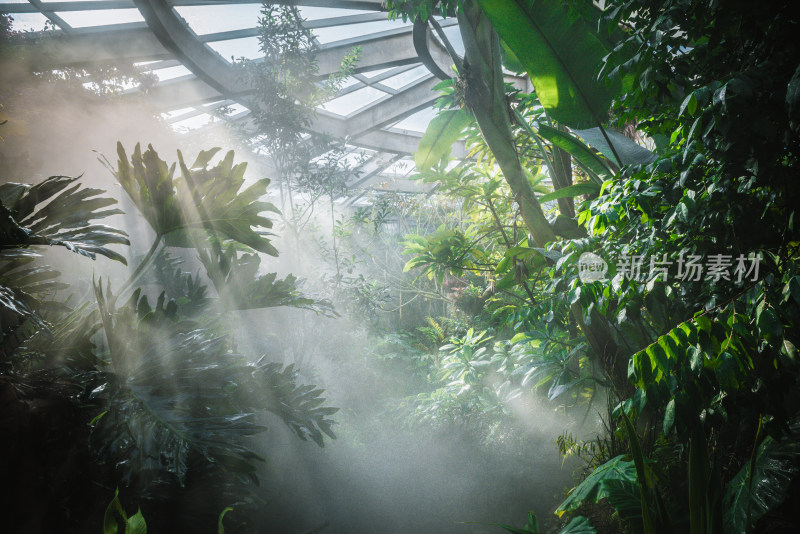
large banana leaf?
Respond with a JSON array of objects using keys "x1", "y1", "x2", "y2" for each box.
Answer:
[
  {"x1": 476, "y1": 0, "x2": 619, "y2": 129},
  {"x1": 107, "y1": 143, "x2": 280, "y2": 256},
  {"x1": 0, "y1": 176, "x2": 129, "y2": 263}
]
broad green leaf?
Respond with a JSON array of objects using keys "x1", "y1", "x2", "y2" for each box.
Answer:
[
  {"x1": 0, "y1": 176, "x2": 129, "y2": 263},
  {"x1": 536, "y1": 124, "x2": 613, "y2": 184},
  {"x1": 557, "y1": 516, "x2": 596, "y2": 534},
  {"x1": 557, "y1": 455, "x2": 638, "y2": 515},
  {"x1": 476, "y1": 0, "x2": 618, "y2": 128},
  {"x1": 415, "y1": 109, "x2": 472, "y2": 171},
  {"x1": 663, "y1": 399, "x2": 676, "y2": 435},
  {"x1": 571, "y1": 128, "x2": 657, "y2": 167},
  {"x1": 103, "y1": 489, "x2": 125, "y2": 534},
  {"x1": 106, "y1": 143, "x2": 279, "y2": 256},
  {"x1": 538, "y1": 183, "x2": 600, "y2": 203},
  {"x1": 126, "y1": 509, "x2": 147, "y2": 534},
  {"x1": 500, "y1": 39, "x2": 525, "y2": 74},
  {"x1": 723, "y1": 424, "x2": 800, "y2": 534}
]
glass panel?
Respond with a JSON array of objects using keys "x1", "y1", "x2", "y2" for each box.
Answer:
[
  {"x1": 175, "y1": 4, "x2": 261, "y2": 36},
  {"x1": 380, "y1": 65, "x2": 430, "y2": 90},
  {"x1": 55, "y1": 9, "x2": 144, "y2": 28},
  {"x1": 297, "y1": 7, "x2": 373, "y2": 20},
  {"x1": 7, "y1": 13, "x2": 51, "y2": 32},
  {"x1": 319, "y1": 86, "x2": 387, "y2": 116},
  {"x1": 207, "y1": 37, "x2": 262, "y2": 62},
  {"x1": 170, "y1": 113, "x2": 215, "y2": 132},
  {"x1": 151, "y1": 65, "x2": 192, "y2": 82},
  {"x1": 391, "y1": 107, "x2": 438, "y2": 133},
  {"x1": 312, "y1": 19, "x2": 410, "y2": 45}
]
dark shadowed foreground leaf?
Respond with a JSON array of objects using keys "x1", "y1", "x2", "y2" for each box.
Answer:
[
  {"x1": 0, "y1": 175, "x2": 129, "y2": 263},
  {"x1": 723, "y1": 420, "x2": 800, "y2": 534}
]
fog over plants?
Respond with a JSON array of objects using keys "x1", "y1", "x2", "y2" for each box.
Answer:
[{"x1": 2, "y1": 2, "x2": 799, "y2": 534}]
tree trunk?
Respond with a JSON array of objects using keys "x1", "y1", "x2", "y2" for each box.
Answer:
[{"x1": 458, "y1": 0, "x2": 631, "y2": 397}]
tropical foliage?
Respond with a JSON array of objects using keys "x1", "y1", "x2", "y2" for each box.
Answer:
[
  {"x1": 1, "y1": 145, "x2": 337, "y2": 531},
  {"x1": 3, "y1": 0, "x2": 799, "y2": 533},
  {"x1": 388, "y1": 0, "x2": 800, "y2": 532}
]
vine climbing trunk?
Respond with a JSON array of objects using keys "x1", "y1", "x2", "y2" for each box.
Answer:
[
  {"x1": 552, "y1": 126, "x2": 575, "y2": 219},
  {"x1": 457, "y1": 0, "x2": 631, "y2": 396},
  {"x1": 456, "y1": 0, "x2": 556, "y2": 247}
]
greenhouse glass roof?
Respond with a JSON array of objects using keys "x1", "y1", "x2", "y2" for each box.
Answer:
[{"x1": 1, "y1": 1, "x2": 527, "y2": 196}]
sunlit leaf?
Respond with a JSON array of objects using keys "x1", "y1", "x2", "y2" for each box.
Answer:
[
  {"x1": 415, "y1": 109, "x2": 472, "y2": 171},
  {"x1": 476, "y1": 0, "x2": 618, "y2": 128}
]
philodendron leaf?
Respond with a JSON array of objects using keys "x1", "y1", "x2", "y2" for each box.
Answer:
[
  {"x1": 107, "y1": 143, "x2": 280, "y2": 256},
  {"x1": 572, "y1": 127, "x2": 657, "y2": 167},
  {"x1": 723, "y1": 422, "x2": 800, "y2": 534},
  {"x1": 415, "y1": 109, "x2": 472, "y2": 171},
  {"x1": 0, "y1": 176, "x2": 129, "y2": 263},
  {"x1": 556, "y1": 455, "x2": 638, "y2": 515},
  {"x1": 476, "y1": 0, "x2": 619, "y2": 129},
  {"x1": 175, "y1": 149, "x2": 280, "y2": 255}
]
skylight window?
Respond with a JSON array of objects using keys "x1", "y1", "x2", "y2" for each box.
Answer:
[
  {"x1": 361, "y1": 67, "x2": 395, "y2": 79},
  {"x1": 380, "y1": 66, "x2": 430, "y2": 90},
  {"x1": 297, "y1": 7, "x2": 373, "y2": 20},
  {"x1": 175, "y1": 4, "x2": 262, "y2": 36},
  {"x1": 392, "y1": 107, "x2": 439, "y2": 134},
  {"x1": 7, "y1": 13, "x2": 51, "y2": 32},
  {"x1": 170, "y1": 113, "x2": 215, "y2": 133},
  {"x1": 319, "y1": 86, "x2": 387, "y2": 117},
  {"x1": 55, "y1": 9, "x2": 144, "y2": 28},
  {"x1": 151, "y1": 65, "x2": 193, "y2": 82},
  {"x1": 161, "y1": 107, "x2": 197, "y2": 121},
  {"x1": 312, "y1": 20, "x2": 411, "y2": 45},
  {"x1": 207, "y1": 37, "x2": 262, "y2": 62}
]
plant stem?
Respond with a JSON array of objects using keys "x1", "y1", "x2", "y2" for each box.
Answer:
[
  {"x1": 513, "y1": 108, "x2": 557, "y2": 182},
  {"x1": 119, "y1": 234, "x2": 163, "y2": 295}
]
